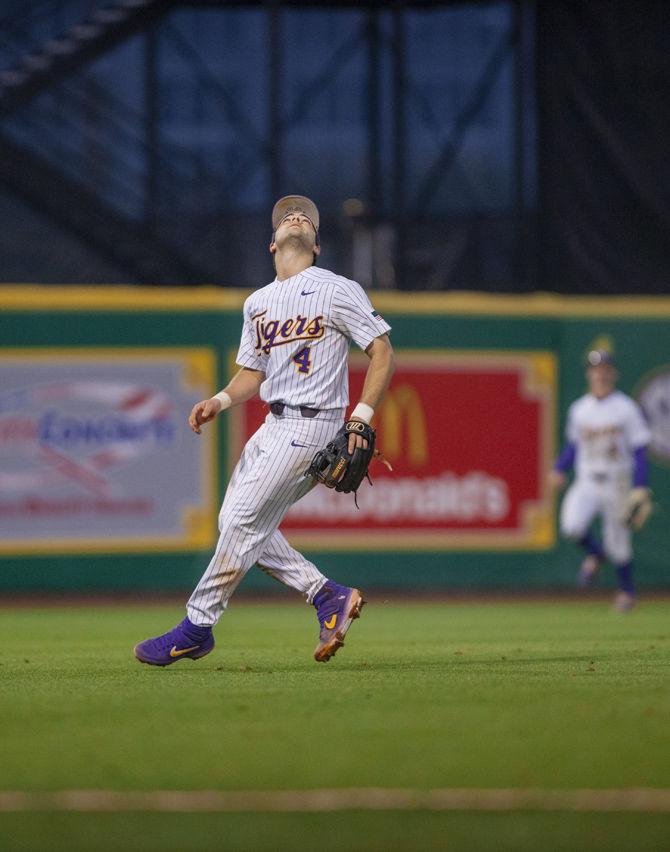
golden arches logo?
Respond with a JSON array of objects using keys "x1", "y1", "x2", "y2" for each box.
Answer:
[{"x1": 378, "y1": 384, "x2": 428, "y2": 467}]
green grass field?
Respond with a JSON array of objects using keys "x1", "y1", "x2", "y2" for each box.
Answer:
[{"x1": 0, "y1": 598, "x2": 668, "y2": 851}]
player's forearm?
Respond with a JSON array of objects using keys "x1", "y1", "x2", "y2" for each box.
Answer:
[
  {"x1": 632, "y1": 446, "x2": 649, "y2": 487},
  {"x1": 355, "y1": 335, "x2": 395, "y2": 416},
  {"x1": 554, "y1": 441, "x2": 576, "y2": 473},
  {"x1": 218, "y1": 367, "x2": 265, "y2": 407}
]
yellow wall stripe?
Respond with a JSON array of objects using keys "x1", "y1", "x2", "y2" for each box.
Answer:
[{"x1": 2, "y1": 285, "x2": 670, "y2": 317}]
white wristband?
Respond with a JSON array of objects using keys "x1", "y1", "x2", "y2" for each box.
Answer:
[
  {"x1": 213, "y1": 391, "x2": 232, "y2": 411},
  {"x1": 350, "y1": 402, "x2": 374, "y2": 424}
]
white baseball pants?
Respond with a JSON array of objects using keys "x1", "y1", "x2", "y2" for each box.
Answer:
[
  {"x1": 560, "y1": 474, "x2": 632, "y2": 564},
  {"x1": 187, "y1": 408, "x2": 343, "y2": 626}
]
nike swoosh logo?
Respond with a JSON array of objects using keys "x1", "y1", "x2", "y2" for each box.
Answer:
[
  {"x1": 324, "y1": 615, "x2": 337, "y2": 629},
  {"x1": 291, "y1": 440, "x2": 310, "y2": 448},
  {"x1": 301, "y1": 290, "x2": 316, "y2": 296},
  {"x1": 169, "y1": 644, "x2": 199, "y2": 657}
]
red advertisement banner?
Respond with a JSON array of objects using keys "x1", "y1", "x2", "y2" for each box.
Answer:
[{"x1": 230, "y1": 349, "x2": 556, "y2": 550}]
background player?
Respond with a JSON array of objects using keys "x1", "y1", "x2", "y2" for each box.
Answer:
[
  {"x1": 549, "y1": 350, "x2": 651, "y2": 610},
  {"x1": 134, "y1": 195, "x2": 395, "y2": 664}
]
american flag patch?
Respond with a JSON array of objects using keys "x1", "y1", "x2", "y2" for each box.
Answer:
[{"x1": 371, "y1": 310, "x2": 384, "y2": 322}]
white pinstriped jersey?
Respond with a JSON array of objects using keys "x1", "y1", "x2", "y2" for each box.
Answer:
[
  {"x1": 236, "y1": 266, "x2": 392, "y2": 410},
  {"x1": 566, "y1": 391, "x2": 650, "y2": 479}
]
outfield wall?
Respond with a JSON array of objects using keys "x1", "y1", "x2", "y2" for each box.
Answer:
[{"x1": 1, "y1": 287, "x2": 669, "y2": 592}]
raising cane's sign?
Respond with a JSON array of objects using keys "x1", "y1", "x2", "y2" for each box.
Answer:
[{"x1": 232, "y1": 349, "x2": 556, "y2": 550}]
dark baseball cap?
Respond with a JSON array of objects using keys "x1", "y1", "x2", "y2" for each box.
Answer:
[
  {"x1": 586, "y1": 349, "x2": 616, "y2": 367},
  {"x1": 272, "y1": 195, "x2": 319, "y2": 232}
]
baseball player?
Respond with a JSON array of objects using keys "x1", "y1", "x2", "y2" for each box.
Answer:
[
  {"x1": 134, "y1": 195, "x2": 394, "y2": 664},
  {"x1": 549, "y1": 350, "x2": 652, "y2": 610}
]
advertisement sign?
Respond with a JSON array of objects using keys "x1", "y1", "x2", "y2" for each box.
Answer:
[
  {"x1": 635, "y1": 365, "x2": 670, "y2": 465},
  {"x1": 231, "y1": 349, "x2": 556, "y2": 550},
  {"x1": 0, "y1": 348, "x2": 217, "y2": 554}
]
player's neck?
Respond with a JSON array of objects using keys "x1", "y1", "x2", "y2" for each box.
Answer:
[{"x1": 274, "y1": 248, "x2": 314, "y2": 282}]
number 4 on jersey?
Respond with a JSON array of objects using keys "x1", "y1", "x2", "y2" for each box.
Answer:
[{"x1": 292, "y1": 346, "x2": 312, "y2": 375}]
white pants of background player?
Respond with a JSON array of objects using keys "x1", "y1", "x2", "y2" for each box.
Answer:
[
  {"x1": 560, "y1": 474, "x2": 632, "y2": 564},
  {"x1": 187, "y1": 408, "x2": 343, "y2": 627}
]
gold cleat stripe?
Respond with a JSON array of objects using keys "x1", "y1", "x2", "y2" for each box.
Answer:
[{"x1": 169, "y1": 644, "x2": 199, "y2": 657}]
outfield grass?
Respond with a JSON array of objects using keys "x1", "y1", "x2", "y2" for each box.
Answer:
[{"x1": 0, "y1": 598, "x2": 668, "y2": 851}]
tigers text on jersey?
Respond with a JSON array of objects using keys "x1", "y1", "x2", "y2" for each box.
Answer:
[
  {"x1": 236, "y1": 266, "x2": 392, "y2": 410},
  {"x1": 566, "y1": 390, "x2": 651, "y2": 479}
]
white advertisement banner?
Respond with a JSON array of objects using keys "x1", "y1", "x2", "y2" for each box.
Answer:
[{"x1": 0, "y1": 348, "x2": 217, "y2": 554}]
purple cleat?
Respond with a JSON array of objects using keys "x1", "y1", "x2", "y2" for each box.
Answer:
[
  {"x1": 578, "y1": 554, "x2": 602, "y2": 588},
  {"x1": 134, "y1": 617, "x2": 214, "y2": 667},
  {"x1": 313, "y1": 581, "x2": 365, "y2": 663},
  {"x1": 614, "y1": 591, "x2": 635, "y2": 612}
]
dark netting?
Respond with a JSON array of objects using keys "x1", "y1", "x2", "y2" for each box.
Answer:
[{"x1": 537, "y1": 0, "x2": 670, "y2": 294}]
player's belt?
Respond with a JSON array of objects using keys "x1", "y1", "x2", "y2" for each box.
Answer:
[
  {"x1": 589, "y1": 472, "x2": 610, "y2": 482},
  {"x1": 270, "y1": 402, "x2": 320, "y2": 418}
]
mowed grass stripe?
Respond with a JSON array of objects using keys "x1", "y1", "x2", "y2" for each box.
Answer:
[
  {"x1": 1, "y1": 602, "x2": 667, "y2": 799},
  {"x1": 1, "y1": 788, "x2": 670, "y2": 813}
]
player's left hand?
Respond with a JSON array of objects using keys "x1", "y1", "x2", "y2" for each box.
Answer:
[
  {"x1": 347, "y1": 417, "x2": 369, "y2": 454},
  {"x1": 622, "y1": 486, "x2": 653, "y2": 530},
  {"x1": 306, "y1": 419, "x2": 376, "y2": 495}
]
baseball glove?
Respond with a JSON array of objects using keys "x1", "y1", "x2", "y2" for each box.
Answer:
[
  {"x1": 621, "y1": 486, "x2": 653, "y2": 530},
  {"x1": 306, "y1": 420, "x2": 376, "y2": 496}
]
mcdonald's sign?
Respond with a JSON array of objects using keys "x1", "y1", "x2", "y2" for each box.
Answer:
[{"x1": 231, "y1": 349, "x2": 556, "y2": 551}]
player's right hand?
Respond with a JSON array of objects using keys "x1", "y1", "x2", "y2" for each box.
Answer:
[
  {"x1": 189, "y1": 398, "x2": 222, "y2": 434},
  {"x1": 548, "y1": 470, "x2": 567, "y2": 491}
]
